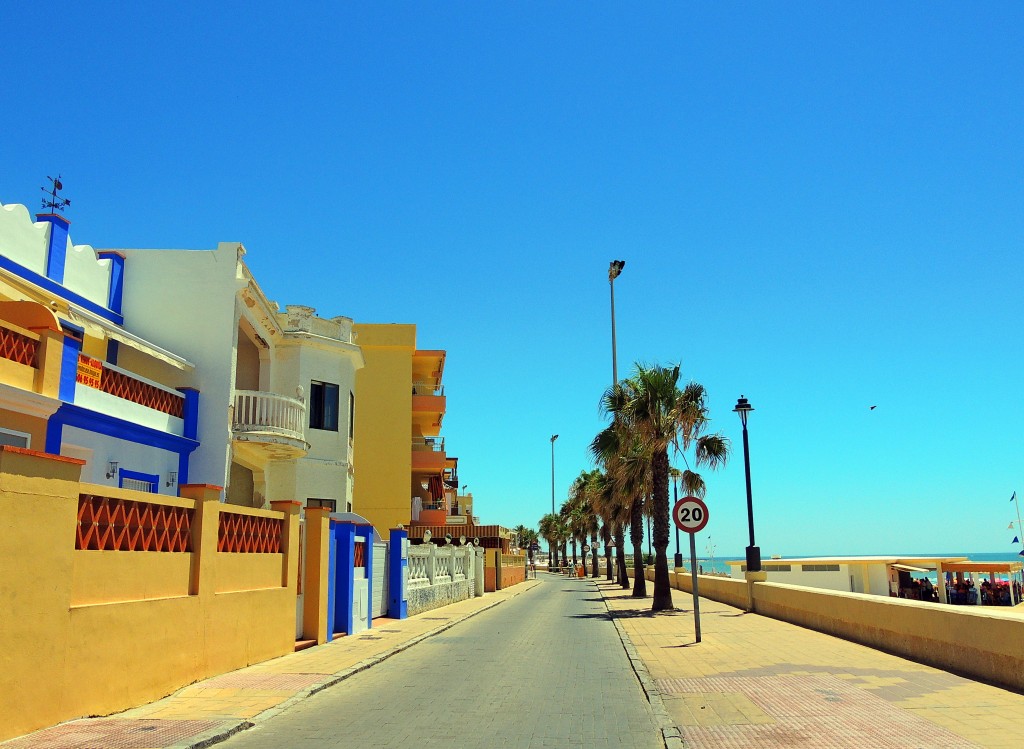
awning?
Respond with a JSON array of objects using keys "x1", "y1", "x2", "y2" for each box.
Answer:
[
  {"x1": 67, "y1": 307, "x2": 195, "y2": 371},
  {"x1": 941, "y1": 562, "x2": 1024, "y2": 574},
  {"x1": 891, "y1": 563, "x2": 930, "y2": 573}
]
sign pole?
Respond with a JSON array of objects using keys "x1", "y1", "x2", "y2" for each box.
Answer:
[
  {"x1": 673, "y1": 494, "x2": 709, "y2": 646},
  {"x1": 689, "y1": 531, "x2": 701, "y2": 643}
]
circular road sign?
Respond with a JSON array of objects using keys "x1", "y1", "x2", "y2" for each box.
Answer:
[
  {"x1": 582, "y1": 544, "x2": 591, "y2": 553},
  {"x1": 673, "y1": 495, "x2": 709, "y2": 534}
]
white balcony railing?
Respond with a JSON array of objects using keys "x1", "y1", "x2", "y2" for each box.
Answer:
[
  {"x1": 232, "y1": 390, "x2": 307, "y2": 441},
  {"x1": 412, "y1": 437, "x2": 445, "y2": 452}
]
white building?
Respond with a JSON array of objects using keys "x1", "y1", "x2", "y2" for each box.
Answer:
[
  {"x1": 727, "y1": 555, "x2": 968, "y2": 602},
  {"x1": 115, "y1": 242, "x2": 364, "y2": 509},
  {"x1": 0, "y1": 201, "x2": 201, "y2": 493}
]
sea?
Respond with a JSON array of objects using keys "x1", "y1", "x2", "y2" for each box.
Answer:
[{"x1": 686, "y1": 551, "x2": 1024, "y2": 578}]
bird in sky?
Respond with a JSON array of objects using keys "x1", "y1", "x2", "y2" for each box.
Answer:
[{"x1": 869, "y1": 406, "x2": 877, "y2": 410}]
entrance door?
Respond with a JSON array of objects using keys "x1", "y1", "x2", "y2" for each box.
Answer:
[{"x1": 372, "y1": 542, "x2": 388, "y2": 618}]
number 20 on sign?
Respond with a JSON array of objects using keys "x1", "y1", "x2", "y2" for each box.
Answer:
[{"x1": 673, "y1": 496, "x2": 709, "y2": 534}]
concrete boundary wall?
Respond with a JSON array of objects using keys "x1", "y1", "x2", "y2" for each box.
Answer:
[
  {"x1": 634, "y1": 568, "x2": 1024, "y2": 693},
  {"x1": 407, "y1": 578, "x2": 475, "y2": 616},
  {"x1": 0, "y1": 448, "x2": 300, "y2": 742}
]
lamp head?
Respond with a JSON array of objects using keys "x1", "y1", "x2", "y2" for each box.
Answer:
[
  {"x1": 733, "y1": 395, "x2": 754, "y2": 427},
  {"x1": 551, "y1": 434, "x2": 558, "y2": 443},
  {"x1": 608, "y1": 259, "x2": 625, "y2": 281}
]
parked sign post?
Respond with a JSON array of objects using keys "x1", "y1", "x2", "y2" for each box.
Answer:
[{"x1": 673, "y1": 495, "x2": 709, "y2": 643}]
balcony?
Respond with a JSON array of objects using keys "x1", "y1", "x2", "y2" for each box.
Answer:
[
  {"x1": 411, "y1": 436, "x2": 445, "y2": 472},
  {"x1": 412, "y1": 383, "x2": 446, "y2": 435},
  {"x1": 75, "y1": 357, "x2": 186, "y2": 436},
  {"x1": 232, "y1": 390, "x2": 310, "y2": 461}
]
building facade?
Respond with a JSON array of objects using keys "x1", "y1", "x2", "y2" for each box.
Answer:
[{"x1": 0, "y1": 201, "x2": 201, "y2": 492}]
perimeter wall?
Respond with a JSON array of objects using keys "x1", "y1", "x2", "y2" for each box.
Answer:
[
  {"x1": 0, "y1": 447, "x2": 300, "y2": 742},
  {"x1": 634, "y1": 568, "x2": 1024, "y2": 693}
]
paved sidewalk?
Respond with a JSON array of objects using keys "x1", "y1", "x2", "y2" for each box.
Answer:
[
  {"x1": 596, "y1": 580, "x2": 1024, "y2": 749},
  {"x1": 1, "y1": 581, "x2": 541, "y2": 749}
]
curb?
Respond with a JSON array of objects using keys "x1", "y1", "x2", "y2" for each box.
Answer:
[
  {"x1": 177, "y1": 580, "x2": 543, "y2": 749},
  {"x1": 597, "y1": 582, "x2": 687, "y2": 749}
]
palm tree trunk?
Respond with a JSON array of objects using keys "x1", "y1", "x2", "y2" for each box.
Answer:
[
  {"x1": 651, "y1": 448, "x2": 674, "y2": 611},
  {"x1": 630, "y1": 497, "x2": 647, "y2": 597},
  {"x1": 615, "y1": 523, "x2": 629, "y2": 588},
  {"x1": 590, "y1": 530, "x2": 599, "y2": 578},
  {"x1": 550, "y1": 539, "x2": 558, "y2": 570},
  {"x1": 598, "y1": 524, "x2": 606, "y2": 581}
]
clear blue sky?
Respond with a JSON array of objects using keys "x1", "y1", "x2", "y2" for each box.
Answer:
[{"x1": 4, "y1": 4, "x2": 1022, "y2": 555}]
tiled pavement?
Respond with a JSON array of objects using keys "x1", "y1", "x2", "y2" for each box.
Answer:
[
  {"x1": 596, "y1": 580, "x2": 1024, "y2": 749},
  {"x1": 1, "y1": 581, "x2": 540, "y2": 749}
]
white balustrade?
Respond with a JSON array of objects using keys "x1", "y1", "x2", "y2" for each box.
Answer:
[
  {"x1": 407, "y1": 546, "x2": 430, "y2": 589},
  {"x1": 233, "y1": 390, "x2": 307, "y2": 440}
]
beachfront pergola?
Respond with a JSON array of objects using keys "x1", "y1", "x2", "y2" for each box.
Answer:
[{"x1": 939, "y1": 561, "x2": 1024, "y2": 606}]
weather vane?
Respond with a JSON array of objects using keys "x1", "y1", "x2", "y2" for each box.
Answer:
[{"x1": 41, "y1": 174, "x2": 71, "y2": 214}]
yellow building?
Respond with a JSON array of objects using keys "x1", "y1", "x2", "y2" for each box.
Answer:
[{"x1": 352, "y1": 323, "x2": 458, "y2": 534}]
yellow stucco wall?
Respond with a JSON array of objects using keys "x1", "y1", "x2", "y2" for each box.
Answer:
[
  {"x1": 0, "y1": 449, "x2": 300, "y2": 742},
  {"x1": 0, "y1": 407, "x2": 48, "y2": 450},
  {"x1": 352, "y1": 323, "x2": 415, "y2": 535}
]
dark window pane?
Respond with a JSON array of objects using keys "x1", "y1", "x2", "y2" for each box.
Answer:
[
  {"x1": 323, "y1": 383, "x2": 339, "y2": 431},
  {"x1": 309, "y1": 381, "x2": 324, "y2": 429}
]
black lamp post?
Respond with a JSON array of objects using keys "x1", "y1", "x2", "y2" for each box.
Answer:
[
  {"x1": 673, "y1": 472, "x2": 683, "y2": 569},
  {"x1": 734, "y1": 395, "x2": 760, "y2": 573}
]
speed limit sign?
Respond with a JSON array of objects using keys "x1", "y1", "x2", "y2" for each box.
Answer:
[{"x1": 673, "y1": 495, "x2": 709, "y2": 534}]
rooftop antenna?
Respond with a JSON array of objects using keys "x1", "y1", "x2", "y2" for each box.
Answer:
[{"x1": 41, "y1": 174, "x2": 71, "y2": 214}]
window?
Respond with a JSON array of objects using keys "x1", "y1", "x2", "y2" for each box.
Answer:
[
  {"x1": 349, "y1": 391, "x2": 355, "y2": 440},
  {"x1": 802, "y1": 564, "x2": 840, "y2": 572},
  {"x1": 306, "y1": 498, "x2": 337, "y2": 512},
  {"x1": 309, "y1": 381, "x2": 339, "y2": 431},
  {"x1": 0, "y1": 428, "x2": 30, "y2": 448},
  {"x1": 119, "y1": 469, "x2": 159, "y2": 493}
]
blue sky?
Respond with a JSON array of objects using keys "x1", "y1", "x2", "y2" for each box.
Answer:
[{"x1": 4, "y1": 4, "x2": 1022, "y2": 555}]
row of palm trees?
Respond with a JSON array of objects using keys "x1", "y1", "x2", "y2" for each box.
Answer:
[{"x1": 537, "y1": 363, "x2": 730, "y2": 612}]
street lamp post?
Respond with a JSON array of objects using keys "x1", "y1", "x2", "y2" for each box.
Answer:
[
  {"x1": 609, "y1": 260, "x2": 625, "y2": 385},
  {"x1": 733, "y1": 395, "x2": 760, "y2": 573},
  {"x1": 550, "y1": 434, "x2": 558, "y2": 514},
  {"x1": 609, "y1": 260, "x2": 626, "y2": 587},
  {"x1": 550, "y1": 434, "x2": 558, "y2": 567}
]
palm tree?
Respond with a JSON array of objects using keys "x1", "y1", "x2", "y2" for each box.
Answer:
[
  {"x1": 617, "y1": 364, "x2": 730, "y2": 611},
  {"x1": 590, "y1": 472, "x2": 624, "y2": 583},
  {"x1": 538, "y1": 513, "x2": 560, "y2": 569},
  {"x1": 592, "y1": 386, "x2": 651, "y2": 598},
  {"x1": 570, "y1": 469, "x2": 603, "y2": 578}
]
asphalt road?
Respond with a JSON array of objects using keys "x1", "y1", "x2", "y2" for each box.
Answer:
[{"x1": 221, "y1": 574, "x2": 663, "y2": 749}]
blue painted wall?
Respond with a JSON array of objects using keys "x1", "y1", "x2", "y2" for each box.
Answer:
[{"x1": 388, "y1": 528, "x2": 408, "y2": 619}]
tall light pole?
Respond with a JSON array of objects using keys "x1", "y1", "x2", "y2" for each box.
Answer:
[
  {"x1": 608, "y1": 260, "x2": 625, "y2": 584},
  {"x1": 733, "y1": 395, "x2": 760, "y2": 573},
  {"x1": 550, "y1": 434, "x2": 559, "y2": 569},
  {"x1": 550, "y1": 434, "x2": 559, "y2": 514},
  {"x1": 609, "y1": 260, "x2": 625, "y2": 385}
]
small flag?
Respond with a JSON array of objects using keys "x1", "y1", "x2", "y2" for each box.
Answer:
[
  {"x1": 1019, "y1": 550, "x2": 1024, "y2": 557},
  {"x1": 1010, "y1": 523, "x2": 1016, "y2": 530},
  {"x1": 1014, "y1": 537, "x2": 1020, "y2": 544},
  {"x1": 1012, "y1": 491, "x2": 1017, "y2": 503}
]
